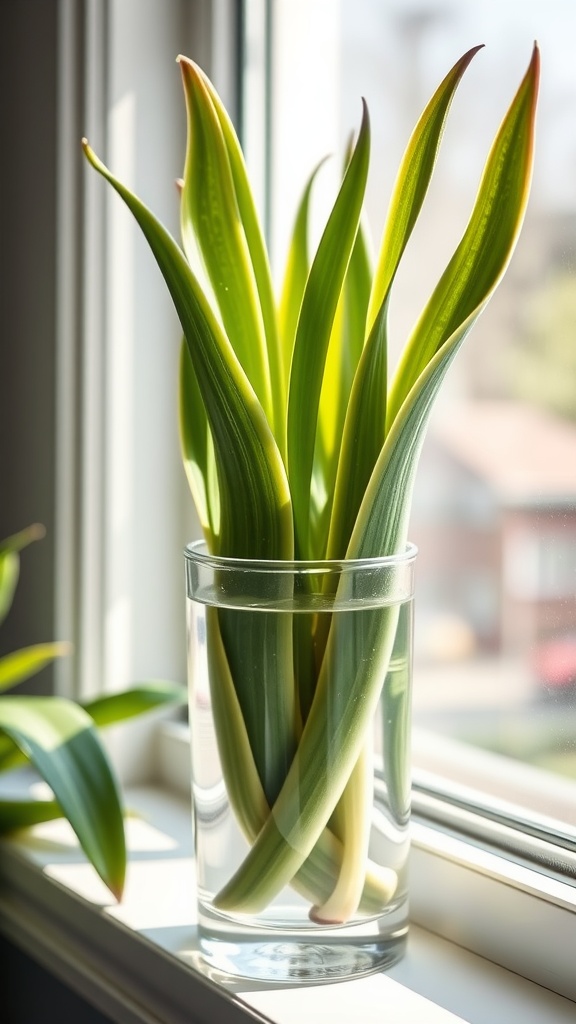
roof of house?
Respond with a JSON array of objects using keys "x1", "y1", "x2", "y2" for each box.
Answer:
[{"x1": 430, "y1": 401, "x2": 576, "y2": 505}]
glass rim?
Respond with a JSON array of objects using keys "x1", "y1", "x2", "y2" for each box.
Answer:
[{"x1": 184, "y1": 539, "x2": 418, "y2": 574}]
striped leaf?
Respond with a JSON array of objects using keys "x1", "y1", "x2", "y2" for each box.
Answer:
[
  {"x1": 287, "y1": 102, "x2": 371, "y2": 559},
  {"x1": 327, "y1": 45, "x2": 483, "y2": 561},
  {"x1": 195, "y1": 62, "x2": 285, "y2": 450},
  {"x1": 179, "y1": 59, "x2": 274, "y2": 437}
]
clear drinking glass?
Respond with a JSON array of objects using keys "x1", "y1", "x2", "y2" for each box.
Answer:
[{"x1": 185, "y1": 540, "x2": 417, "y2": 984}]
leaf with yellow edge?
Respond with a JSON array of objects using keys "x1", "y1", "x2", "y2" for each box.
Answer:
[
  {"x1": 211, "y1": 44, "x2": 540, "y2": 917},
  {"x1": 195, "y1": 61, "x2": 285, "y2": 450},
  {"x1": 327, "y1": 44, "x2": 483, "y2": 561},
  {"x1": 287, "y1": 102, "x2": 371, "y2": 560},
  {"x1": 179, "y1": 58, "x2": 274, "y2": 438},
  {"x1": 386, "y1": 44, "x2": 539, "y2": 433}
]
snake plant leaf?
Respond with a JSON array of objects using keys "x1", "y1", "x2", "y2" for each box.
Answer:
[
  {"x1": 82, "y1": 140, "x2": 293, "y2": 563},
  {"x1": 0, "y1": 642, "x2": 71, "y2": 692},
  {"x1": 287, "y1": 101, "x2": 371, "y2": 560},
  {"x1": 0, "y1": 696, "x2": 126, "y2": 898},
  {"x1": 82, "y1": 141, "x2": 295, "y2": 805},
  {"x1": 195, "y1": 62, "x2": 285, "y2": 450},
  {"x1": 214, "y1": 597, "x2": 403, "y2": 913},
  {"x1": 327, "y1": 45, "x2": 482, "y2": 562},
  {"x1": 314, "y1": 221, "x2": 372, "y2": 560},
  {"x1": 351, "y1": 45, "x2": 539, "y2": 561},
  {"x1": 0, "y1": 797, "x2": 61, "y2": 832},
  {"x1": 367, "y1": 44, "x2": 483, "y2": 330},
  {"x1": 178, "y1": 58, "x2": 274, "y2": 435},
  {"x1": 350, "y1": 315, "x2": 478, "y2": 561},
  {"x1": 179, "y1": 339, "x2": 219, "y2": 544},
  {"x1": 386, "y1": 43, "x2": 540, "y2": 432},
  {"x1": 0, "y1": 524, "x2": 45, "y2": 626},
  {"x1": 278, "y1": 160, "x2": 327, "y2": 382},
  {"x1": 205, "y1": 607, "x2": 395, "y2": 914}
]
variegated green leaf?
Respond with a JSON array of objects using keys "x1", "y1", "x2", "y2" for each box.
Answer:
[
  {"x1": 83, "y1": 140, "x2": 296, "y2": 808},
  {"x1": 287, "y1": 102, "x2": 371, "y2": 559},
  {"x1": 212, "y1": 45, "x2": 539, "y2": 915},
  {"x1": 386, "y1": 44, "x2": 539, "y2": 432},
  {"x1": 0, "y1": 524, "x2": 45, "y2": 626},
  {"x1": 313, "y1": 221, "x2": 372, "y2": 560},
  {"x1": 195, "y1": 62, "x2": 285, "y2": 451},
  {"x1": 278, "y1": 160, "x2": 327, "y2": 382},
  {"x1": 179, "y1": 339, "x2": 219, "y2": 545},
  {"x1": 82, "y1": 140, "x2": 293, "y2": 563},
  {"x1": 327, "y1": 45, "x2": 482, "y2": 561},
  {"x1": 179, "y1": 58, "x2": 274, "y2": 435}
]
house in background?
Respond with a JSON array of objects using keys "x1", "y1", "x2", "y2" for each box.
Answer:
[{"x1": 410, "y1": 401, "x2": 576, "y2": 670}]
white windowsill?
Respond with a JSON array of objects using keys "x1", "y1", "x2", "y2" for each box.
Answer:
[{"x1": 0, "y1": 780, "x2": 575, "y2": 1024}]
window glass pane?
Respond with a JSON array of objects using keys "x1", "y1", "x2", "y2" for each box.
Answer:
[{"x1": 265, "y1": 0, "x2": 576, "y2": 830}]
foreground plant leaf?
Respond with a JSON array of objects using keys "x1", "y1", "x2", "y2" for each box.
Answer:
[
  {"x1": 214, "y1": 597, "x2": 404, "y2": 913},
  {"x1": 351, "y1": 43, "x2": 539, "y2": 562},
  {"x1": 386, "y1": 44, "x2": 539, "y2": 432},
  {"x1": 179, "y1": 58, "x2": 274, "y2": 434},
  {"x1": 82, "y1": 141, "x2": 297, "y2": 803},
  {"x1": 0, "y1": 697, "x2": 125, "y2": 898},
  {"x1": 82, "y1": 140, "x2": 293, "y2": 564},
  {"x1": 278, "y1": 160, "x2": 327, "y2": 382}
]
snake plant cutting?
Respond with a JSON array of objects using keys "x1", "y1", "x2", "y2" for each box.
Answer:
[
  {"x1": 0, "y1": 525, "x2": 185, "y2": 898},
  {"x1": 83, "y1": 45, "x2": 539, "y2": 924}
]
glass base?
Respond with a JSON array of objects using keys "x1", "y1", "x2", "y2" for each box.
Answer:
[{"x1": 196, "y1": 904, "x2": 408, "y2": 984}]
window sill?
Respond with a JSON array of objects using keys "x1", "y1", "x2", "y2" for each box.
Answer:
[{"x1": 0, "y1": 783, "x2": 575, "y2": 1024}]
